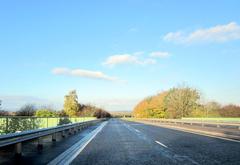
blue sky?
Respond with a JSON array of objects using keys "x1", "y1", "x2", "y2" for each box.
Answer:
[{"x1": 0, "y1": 0, "x2": 240, "y2": 111}]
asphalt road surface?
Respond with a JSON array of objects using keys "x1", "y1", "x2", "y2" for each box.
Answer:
[
  {"x1": 1, "y1": 119, "x2": 239, "y2": 165},
  {"x1": 71, "y1": 118, "x2": 240, "y2": 165}
]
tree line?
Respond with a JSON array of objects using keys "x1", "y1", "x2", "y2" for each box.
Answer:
[
  {"x1": 133, "y1": 85, "x2": 240, "y2": 119},
  {"x1": 0, "y1": 91, "x2": 111, "y2": 134},
  {"x1": 63, "y1": 90, "x2": 111, "y2": 118},
  {"x1": 0, "y1": 90, "x2": 111, "y2": 118}
]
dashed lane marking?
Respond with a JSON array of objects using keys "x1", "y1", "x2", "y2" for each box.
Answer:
[
  {"x1": 134, "y1": 129, "x2": 141, "y2": 133},
  {"x1": 155, "y1": 140, "x2": 168, "y2": 148}
]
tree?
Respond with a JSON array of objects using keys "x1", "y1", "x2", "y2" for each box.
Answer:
[
  {"x1": 133, "y1": 97, "x2": 151, "y2": 118},
  {"x1": 4, "y1": 104, "x2": 38, "y2": 133},
  {"x1": 190, "y1": 104, "x2": 205, "y2": 117},
  {"x1": 218, "y1": 104, "x2": 240, "y2": 117},
  {"x1": 164, "y1": 86, "x2": 200, "y2": 119},
  {"x1": 110, "y1": 111, "x2": 132, "y2": 118},
  {"x1": 93, "y1": 109, "x2": 111, "y2": 118},
  {"x1": 16, "y1": 104, "x2": 36, "y2": 116},
  {"x1": 5, "y1": 117, "x2": 40, "y2": 134},
  {"x1": 35, "y1": 109, "x2": 58, "y2": 117},
  {"x1": 63, "y1": 90, "x2": 79, "y2": 117},
  {"x1": 58, "y1": 110, "x2": 68, "y2": 117},
  {"x1": 0, "y1": 100, "x2": 9, "y2": 116},
  {"x1": 204, "y1": 101, "x2": 221, "y2": 117},
  {"x1": 133, "y1": 91, "x2": 168, "y2": 118},
  {"x1": 0, "y1": 110, "x2": 9, "y2": 116},
  {"x1": 77, "y1": 104, "x2": 96, "y2": 117}
]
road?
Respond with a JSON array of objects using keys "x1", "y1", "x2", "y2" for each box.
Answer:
[
  {"x1": 71, "y1": 118, "x2": 240, "y2": 165},
  {"x1": 0, "y1": 118, "x2": 240, "y2": 165}
]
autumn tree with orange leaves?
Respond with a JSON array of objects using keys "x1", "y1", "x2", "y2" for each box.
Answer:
[{"x1": 133, "y1": 91, "x2": 168, "y2": 118}]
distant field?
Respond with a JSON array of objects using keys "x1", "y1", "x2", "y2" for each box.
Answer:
[
  {"x1": 110, "y1": 111, "x2": 132, "y2": 117},
  {"x1": 0, "y1": 117, "x2": 95, "y2": 135}
]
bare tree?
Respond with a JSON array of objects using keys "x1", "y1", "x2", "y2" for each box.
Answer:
[
  {"x1": 204, "y1": 101, "x2": 221, "y2": 117},
  {"x1": 15, "y1": 104, "x2": 36, "y2": 116},
  {"x1": 164, "y1": 86, "x2": 200, "y2": 119},
  {"x1": 93, "y1": 109, "x2": 111, "y2": 118},
  {"x1": 219, "y1": 104, "x2": 240, "y2": 117},
  {"x1": 0, "y1": 110, "x2": 9, "y2": 116}
]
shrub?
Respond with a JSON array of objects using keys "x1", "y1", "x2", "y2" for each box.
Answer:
[{"x1": 35, "y1": 109, "x2": 58, "y2": 117}]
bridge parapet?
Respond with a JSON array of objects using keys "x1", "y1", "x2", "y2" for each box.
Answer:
[{"x1": 0, "y1": 119, "x2": 105, "y2": 156}]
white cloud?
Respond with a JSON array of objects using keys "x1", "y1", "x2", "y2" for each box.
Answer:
[
  {"x1": 52, "y1": 67, "x2": 119, "y2": 81},
  {"x1": 163, "y1": 22, "x2": 240, "y2": 44},
  {"x1": 103, "y1": 54, "x2": 137, "y2": 66},
  {"x1": 150, "y1": 51, "x2": 170, "y2": 58},
  {"x1": 102, "y1": 53, "x2": 156, "y2": 67}
]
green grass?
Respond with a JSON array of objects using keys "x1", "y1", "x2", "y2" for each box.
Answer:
[{"x1": 0, "y1": 117, "x2": 96, "y2": 135}]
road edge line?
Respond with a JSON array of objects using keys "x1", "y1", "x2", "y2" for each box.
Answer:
[
  {"x1": 47, "y1": 121, "x2": 108, "y2": 165},
  {"x1": 130, "y1": 120, "x2": 240, "y2": 143}
]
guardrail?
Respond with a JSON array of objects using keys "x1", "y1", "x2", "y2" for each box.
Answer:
[
  {"x1": 182, "y1": 118, "x2": 240, "y2": 124},
  {"x1": 133, "y1": 118, "x2": 240, "y2": 130},
  {"x1": 0, "y1": 119, "x2": 104, "y2": 156}
]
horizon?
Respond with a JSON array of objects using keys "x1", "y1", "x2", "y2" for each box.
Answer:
[{"x1": 0, "y1": 0, "x2": 240, "y2": 112}]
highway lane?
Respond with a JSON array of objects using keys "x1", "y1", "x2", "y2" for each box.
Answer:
[
  {"x1": 122, "y1": 119, "x2": 240, "y2": 164},
  {"x1": 72, "y1": 118, "x2": 240, "y2": 165}
]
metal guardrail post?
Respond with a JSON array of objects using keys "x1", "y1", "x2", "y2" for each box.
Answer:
[
  {"x1": 78, "y1": 126, "x2": 81, "y2": 131},
  {"x1": 68, "y1": 128, "x2": 72, "y2": 135},
  {"x1": 71, "y1": 128, "x2": 75, "y2": 134},
  {"x1": 73, "y1": 127, "x2": 77, "y2": 134},
  {"x1": 52, "y1": 133, "x2": 57, "y2": 141},
  {"x1": 61, "y1": 131, "x2": 66, "y2": 138},
  {"x1": 79, "y1": 123, "x2": 82, "y2": 130},
  {"x1": 15, "y1": 142, "x2": 22, "y2": 156},
  {"x1": 38, "y1": 137, "x2": 43, "y2": 150}
]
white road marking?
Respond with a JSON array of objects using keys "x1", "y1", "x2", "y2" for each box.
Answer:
[
  {"x1": 121, "y1": 119, "x2": 199, "y2": 164},
  {"x1": 155, "y1": 140, "x2": 168, "y2": 148},
  {"x1": 134, "y1": 129, "x2": 140, "y2": 133},
  {"x1": 130, "y1": 120, "x2": 240, "y2": 143},
  {"x1": 121, "y1": 121, "x2": 141, "y2": 133},
  {"x1": 48, "y1": 121, "x2": 108, "y2": 165},
  {"x1": 150, "y1": 123, "x2": 240, "y2": 143}
]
